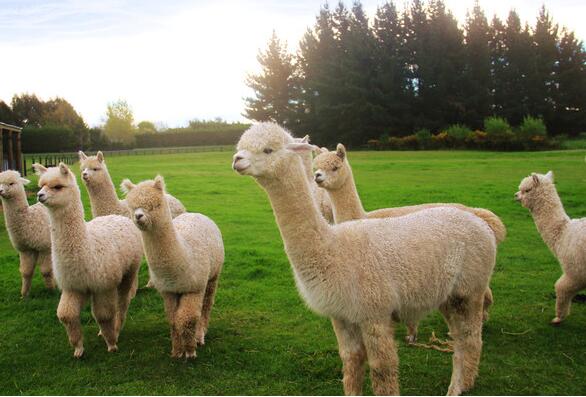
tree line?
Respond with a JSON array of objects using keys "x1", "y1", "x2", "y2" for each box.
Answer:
[{"x1": 244, "y1": 0, "x2": 586, "y2": 147}]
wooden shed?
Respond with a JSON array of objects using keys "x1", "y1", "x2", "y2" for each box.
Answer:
[{"x1": 0, "y1": 122, "x2": 23, "y2": 174}]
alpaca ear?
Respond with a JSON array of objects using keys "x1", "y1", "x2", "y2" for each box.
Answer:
[
  {"x1": 59, "y1": 162, "x2": 70, "y2": 176},
  {"x1": 78, "y1": 151, "x2": 87, "y2": 161},
  {"x1": 97, "y1": 151, "x2": 104, "y2": 163},
  {"x1": 120, "y1": 179, "x2": 135, "y2": 195},
  {"x1": 153, "y1": 175, "x2": 165, "y2": 191},
  {"x1": 531, "y1": 173, "x2": 540, "y2": 186},
  {"x1": 336, "y1": 143, "x2": 346, "y2": 160},
  {"x1": 20, "y1": 178, "x2": 31, "y2": 185},
  {"x1": 32, "y1": 163, "x2": 47, "y2": 176},
  {"x1": 286, "y1": 142, "x2": 318, "y2": 153},
  {"x1": 545, "y1": 170, "x2": 554, "y2": 182},
  {"x1": 301, "y1": 135, "x2": 310, "y2": 143}
]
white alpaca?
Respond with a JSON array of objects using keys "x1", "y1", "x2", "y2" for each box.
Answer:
[
  {"x1": 516, "y1": 171, "x2": 586, "y2": 324},
  {"x1": 233, "y1": 122, "x2": 497, "y2": 396},
  {"x1": 34, "y1": 163, "x2": 143, "y2": 358},
  {"x1": 313, "y1": 145, "x2": 504, "y2": 341},
  {"x1": 78, "y1": 151, "x2": 186, "y2": 218},
  {"x1": 121, "y1": 176, "x2": 224, "y2": 358},
  {"x1": 0, "y1": 170, "x2": 55, "y2": 296}
]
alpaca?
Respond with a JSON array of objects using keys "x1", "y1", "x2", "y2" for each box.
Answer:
[
  {"x1": 233, "y1": 122, "x2": 497, "y2": 396},
  {"x1": 78, "y1": 151, "x2": 186, "y2": 219},
  {"x1": 34, "y1": 163, "x2": 142, "y2": 358},
  {"x1": 313, "y1": 145, "x2": 504, "y2": 341},
  {"x1": 294, "y1": 135, "x2": 334, "y2": 223},
  {"x1": 0, "y1": 170, "x2": 55, "y2": 296},
  {"x1": 121, "y1": 176, "x2": 224, "y2": 358},
  {"x1": 516, "y1": 171, "x2": 586, "y2": 324}
]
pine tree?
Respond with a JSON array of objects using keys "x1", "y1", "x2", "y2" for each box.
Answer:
[
  {"x1": 489, "y1": 15, "x2": 507, "y2": 117},
  {"x1": 244, "y1": 31, "x2": 297, "y2": 127}
]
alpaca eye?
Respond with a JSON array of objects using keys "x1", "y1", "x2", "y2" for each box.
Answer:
[
  {"x1": 263, "y1": 148, "x2": 273, "y2": 154},
  {"x1": 53, "y1": 185, "x2": 64, "y2": 190},
  {"x1": 332, "y1": 166, "x2": 339, "y2": 172},
  {"x1": 93, "y1": 168, "x2": 99, "y2": 171},
  {"x1": 9, "y1": 183, "x2": 14, "y2": 186},
  {"x1": 525, "y1": 188, "x2": 532, "y2": 193}
]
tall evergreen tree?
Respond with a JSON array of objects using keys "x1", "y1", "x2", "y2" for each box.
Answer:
[
  {"x1": 489, "y1": 15, "x2": 507, "y2": 117},
  {"x1": 244, "y1": 31, "x2": 297, "y2": 127}
]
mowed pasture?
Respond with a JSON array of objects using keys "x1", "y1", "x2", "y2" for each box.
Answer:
[{"x1": 1, "y1": 149, "x2": 585, "y2": 395}]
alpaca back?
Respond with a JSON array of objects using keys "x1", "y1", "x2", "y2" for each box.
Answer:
[
  {"x1": 555, "y1": 218, "x2": 586, "y2": 279},
  {"x1": 5, "y1": 202, "x2": 51, "y2": 252}
]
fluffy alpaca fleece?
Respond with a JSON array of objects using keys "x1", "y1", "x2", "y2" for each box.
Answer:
[
  {"x1": 233, "y1": 122, "x2": 497, "y2": 396},
  {"x1": 313, "y1": 145, "x2": 504, "y2": 341},
  {"x1": 516, "y1": 171, "x2": 586, "y2": 324},
  {"x1": 78, "y1": 151, "x2": 186, "y2": 219},
  {"x1": 34, "y1": 163, "x2": 142, "y2": 358},
  {"x1": 294, "y1": 136, "x2": 334, "y2": 223},
  {"x1": 0, "y1": 170, "x2": 55, "y2": 296},
  {"x1": 122, "y1": 176, "x2": 224, "y2": 358}
]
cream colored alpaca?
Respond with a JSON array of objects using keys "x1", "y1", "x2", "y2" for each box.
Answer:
[
  {"x1": 313, "y1": 145, "x2": 504, "y2": 341},
  {"x1": 121, "y1": 176, "x2": 224, "y2": 358},
  {"x1": 294, "y1": 135, "x2": 334, "y2": 223},
  {"x1": 233, "y1": 122, "x2": 497, "y2": 396},
  {"x1": 516, "y1": 171, "x2": 586, "y2": 324},
  {"x1": 78, "y1": 151, "x2": 186, "y2": 218},
  {"x1": 0, "y1": 170, "x2": 55, "y2": 296},
  {"x1": 34, "y1": 163, "x2": 142, "y2": 358}
]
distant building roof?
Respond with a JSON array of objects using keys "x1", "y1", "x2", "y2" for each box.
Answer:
[{"x1": 0, "y1": 122, "x2": 22, "y2": 132}]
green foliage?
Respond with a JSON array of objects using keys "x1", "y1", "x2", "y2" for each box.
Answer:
[
  {"x1": 21, "y1": 125, "x2": 77, "y2": 153},
  {"x1": 104, "y1": 100, "x2": 136, "y2": 145},
  {"x1": 484, "y1": 116, "x2": 512, "y2": 136},
  {"x1": 1, "y1": 150, "x2": 586, "y2": 394},
  {"x1": 519, "y1": 116, "x2": 547, "y2": 138},
  {"x1": 445, "y1": 124, "x2": 472, "y2": 140},
  {"x1": 137, "y1": 121, "x2": 157, "y2": 134}
]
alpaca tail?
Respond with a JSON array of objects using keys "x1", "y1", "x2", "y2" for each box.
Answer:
[{"x1": 470, "y1": 208, "x2": 507, "y2": 244}]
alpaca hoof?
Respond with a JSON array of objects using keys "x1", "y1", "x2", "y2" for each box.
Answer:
[
  {"x1": 171, "y1": 351, "x2": 184, "y2": 359},
  {"x1": 405, "y1": 334, "x2": 417, "y2": 344},
  {"x1": 196, "y1": 334, "x2": 205, "y2": 346},
  {"x1": 145, "y1": 280, "x2": 154, "y2": 288},
  {"x1": 73, "y1": 347, "x2": 84, "y2": 358},
  {"x1": 107, "y1": 345, "x2": 118, "y2": 353},
  {"x1": 551, "y1": 317, "x2": 563, "y2": 325},
  {"x1": 185, "y1": 350, "x2": 197, "y2": 359},
  {"x1": 446, "y1": 385, "x2": 461, "y2": 396}
]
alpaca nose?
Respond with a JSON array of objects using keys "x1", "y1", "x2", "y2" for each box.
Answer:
[
  {"x1": 0, "y1": 188, "x2": 5, "y2": 196},
  {"x1": 37, "y1": 192, "x2": 46, "y2": 203},
  {"x1": 136, "y1": 213, "x2": 144, "y2": 220},
  {"x1": 315, "y1": 172, "x2": 324, "y2": 183},
  {"x1": 514, "y1": 192, "x2": 520, "y2": 201}
]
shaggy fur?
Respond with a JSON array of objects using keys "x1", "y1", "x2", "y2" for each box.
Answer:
[
  {"x1": 34, "y1": 163, "x2": 142, "y2": 358},
  {"x1": 78, "y1": 151, "x2": 186, "y2": 219},
  {"x1": 122, "y1": 176, "x2": 224, "y2": 358},
  {"x1": 516, "y1": 171, "x2": 586, "y2": 324},
  {"x1": 313, "y1": 145, "x2": 504, "y2": 341},
  {"x1": 294, "y1": 136, "x2": 334, "y2": 223},
  {"x1": 233, "y1": 122, "x2": 497, "y2": 396},
  {"x1": 0, "y1": 170, "x2": 55, "y2": 296}
]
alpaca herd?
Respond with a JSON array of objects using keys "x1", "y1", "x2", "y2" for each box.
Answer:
[{"x1": 0, "y1": 121, "x2": 584, "y2": 395}]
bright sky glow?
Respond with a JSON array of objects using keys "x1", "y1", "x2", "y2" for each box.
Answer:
[{"x1": 0, "y1": 0, "x2": 583, "y2": 127}]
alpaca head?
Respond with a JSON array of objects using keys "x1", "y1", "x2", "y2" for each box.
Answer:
[
  {"x1": 78, "y1": 151, "x2": 108, "y2": 186},
  {"x1": 232, "y1": 122, "x2": 317, "y2": 179},
  {"x1": 121, "y1": 176, "x2": 167, "y2": 231},
  {"x1": 313, "y1": 144, "x2": 350, "y2": 190},
  {"x1": 515, "y1": 171, "x2": 555, "y2": 210},
  {"x1": 34, "y1": 163, "x2": 80, "y2": 209},
  {"x1": 0, "y1": 170, "x2": 30, "y2": 200}
]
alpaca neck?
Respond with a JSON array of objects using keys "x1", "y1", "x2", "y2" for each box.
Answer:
[
  {"x1": 86, "y1": 170, "x2": 120, "y2": 216},
  {"x1": 258, "y1": 159, "x2": 331, "y2": 269},
  {"x1": 141, "y1": 210, "x2": 183, "y2": 266},
  {"x1": 327, "y1": 166, "x2": 366, "y2": 223},
  {"x1": 530, "y1": 187, "x2": 570, "y2": 253},
  {"x1": 49, "y1": 196, "x2": 90, "y2": 263},
  {"x1": 300, "y1": 153, "x2": 314, "y2": 182},
  {"x1": 1, "y1": 190, "x2": 29, "y2": 223}
]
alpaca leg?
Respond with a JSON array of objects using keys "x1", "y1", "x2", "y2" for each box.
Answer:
[
  {"x1": 162, "y1": 292, "x2": 182, "y2": 358},
  {"x1": 19, "y1": 252, "x2": 36, "y2": 297},
  {"x1": 441, "y1": 294, "x2": 484, "y2": 396},
  {"x1": 37, "y1": 252, "x2": 55, "y2": 290},
  {"x1": 359, "y1": 320, "x2": 399, "y2": 396},
  {"x1": 175, "y1": 292, "x2": 204, "y2": 359},
  {"x1": 57, "y1": 290, "x2": 86, "y2": 358},
  {"x1": 483, "y1": 288, "x2": 493, "y2": 322},
  {"x1": 92, "y1": 289, "x2": 119, "y2": 352},
  {"x1": 405, "y1": 321, "x2": 418, "y2": 344},
  {"x1": 552, "y1": 274, "x2": 583, "y2": 324},
  {"x1": 196, "y1": 276, "x2": 219, "y2": 346},
  {"x1": 116, "y1": 270, "x2": 138, "y2": 334},
  {"x1": 331, "y1": 318, "x2": 366, "y2": 396}
]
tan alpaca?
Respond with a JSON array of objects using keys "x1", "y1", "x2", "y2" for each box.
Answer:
[
  {"x1": 34, "y1": 163, "x2": 142, "y2": 358},
  {"x1": 0, "y1": 170, "x2": 55, "y2": 296},
  {"x1": 313, "y1": 145, "x2": 504, "y2": 341},
  {"x1": 516, "y1": 171, "x2": 586, "y2": 324},
  {"x1": 233, "y1": 122, "x2": 497, "y2": 396},
  {"x1": 294, "y1": 135, "x2": 334, "y2": 223},
  {"x1": 78, "y1": 151, "x2": 186, "y2": 218},
  {"x1": 121, "y1": 176, "x2": 224, "y2": 358}
]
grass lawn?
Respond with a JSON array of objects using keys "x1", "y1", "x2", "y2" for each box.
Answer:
[{"x1": 1, "y1": 149, "x2": 585, "y2": 395}]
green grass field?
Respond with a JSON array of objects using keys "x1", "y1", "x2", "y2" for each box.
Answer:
[{"x1": 1, "y1": 149, "x2": 586, "y2": 395}]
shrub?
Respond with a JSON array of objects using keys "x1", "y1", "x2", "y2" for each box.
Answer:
[
  {"x1": 484, "y1": 117, "x2": 512, "y2": 136},
  {"x1": 22, "y1": 125, "x2": 78, "y2": 153},
  {"x1": 415, "y1": 128, "x2": 432, "y2": 149},
  {"x1": 446, "y1": 124, "x2": 472, "y2": 141},
  {"x1": 388, "y1": 135, "x2": 418, "y2": 150},
  {"x1": 519, "y1": 116, "x2": 547, "y2": 139}
]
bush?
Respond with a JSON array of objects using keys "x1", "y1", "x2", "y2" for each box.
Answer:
[
  {"x1": 22, "y1": 125, "x2": 78, "y2": 153},
  {"x1": 388, "y1": 135, "x2": 419, "y2": 150},
  {"x1": 415, "y1": 128, "x2": 432, "y2": 149},
  {"x1": 484, "y1": 117, "x2": 512, "y2": 136},
  {"x1": 446, "y1": 124, "x2": 472, "y2": 141},
  {"x1": 519, "y1": 116, "x2": 547, "y2": 139}
]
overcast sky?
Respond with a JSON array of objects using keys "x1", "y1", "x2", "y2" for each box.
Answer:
[{"x1": 0, "y1": 0, "x2": 583, "y2": 127}]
